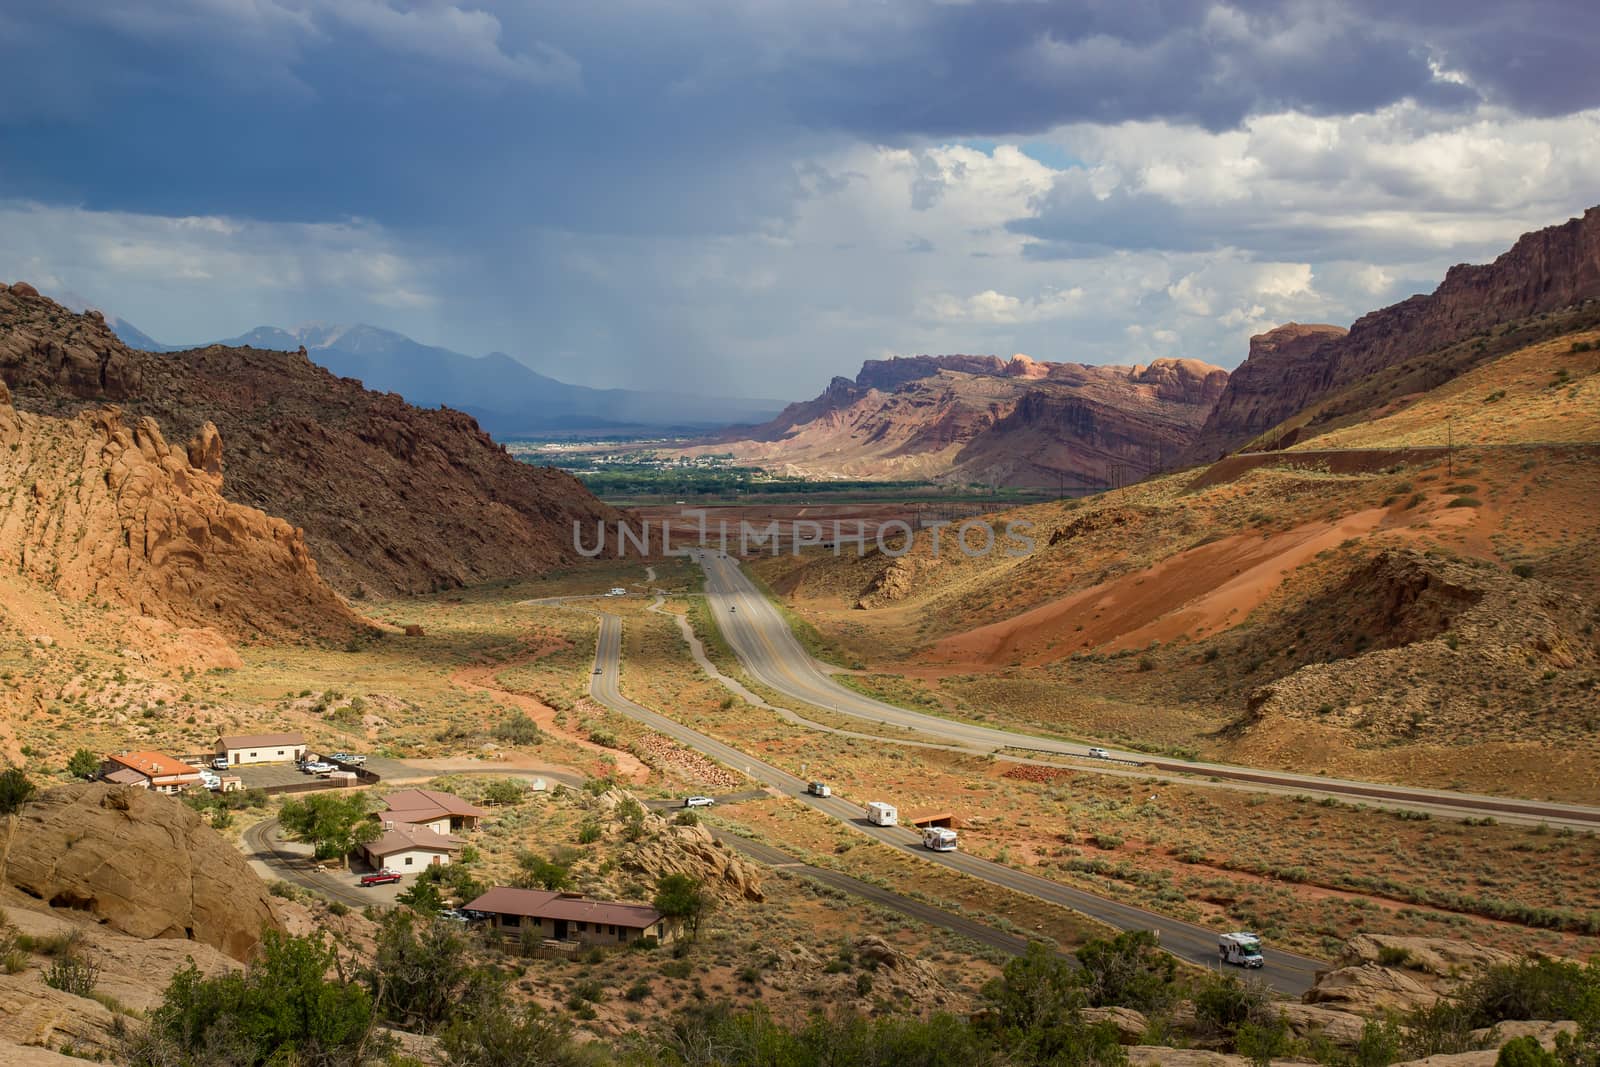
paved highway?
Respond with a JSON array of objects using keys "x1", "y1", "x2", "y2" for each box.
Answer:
[
  {"x1": 694, "y1": 550, "x2": 1600, "y2": 830},
  {"x1": 589, "y1": 610, "x2": 1326, "y2": 995}
]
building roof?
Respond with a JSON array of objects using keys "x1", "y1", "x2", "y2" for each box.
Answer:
[
  {"x1": 379, "y1": 788, "x2": 486, "y2": 822},
  {"x1": 103, "y1": 767, "x2": 148, "y2": 786},
  {"x1": 104, "y1": 751, "x2": 201, "y2": 781},
  {"x1": 466, "y1": 886, "x2": 663, "y2": 929},
  {"x1": 217, "y1": 732, "x2": 304, "y2": 749},
  {"x1": 365, "y1": 822, "x2": 462, "y2": 859}
]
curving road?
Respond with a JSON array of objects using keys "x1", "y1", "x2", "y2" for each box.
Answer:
[
  {"x1": 694, "y1": 550, "x2": 1600, "y2": 830},
  {"x1": 589, "y1": 609, "x2": 1327, "y2": 995}
]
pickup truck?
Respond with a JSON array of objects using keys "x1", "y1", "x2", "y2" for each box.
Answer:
[
  {"x1": 359, "y1": 870, "x2": 401, "y2": 887},
  {"x1": 302, "y1": 761, "x2": 336, "y2": 774}
]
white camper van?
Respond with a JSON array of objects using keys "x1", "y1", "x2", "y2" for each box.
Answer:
[
  {"x1": 922, "y1": 827, "x2": 958, "y2": 852},
  {"x1": 1218, "y1": 931, "x2": 1264, "y2": 968},
  {"x1": 866, "y1": 801, "x2": 897, "y2": 826}
]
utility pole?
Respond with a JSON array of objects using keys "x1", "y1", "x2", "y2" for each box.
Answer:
[{"x1": 1446, "y1": 417, "x2": 1454, "y2": 478}]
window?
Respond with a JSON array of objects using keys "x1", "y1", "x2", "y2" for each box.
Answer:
[
  {"x1": 577, "y1": 922, "x2": 587, "y2": 933},
  {"x1": 610, "y1": 925, "x2": 617, "y2": 935},
  {"x1": 404, "y1": 857, "x2": 414, "y2": 866},
  {"x1": 502, "y1": 915, "x2": 520, "y2": 928},
  {"x1": 249, "y1": 752, "x2": 258, "y2": 758}
]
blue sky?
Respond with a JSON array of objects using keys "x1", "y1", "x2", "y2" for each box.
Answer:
[{"x1": 1, "y1": 1, "x2": 1597, "y2": 398}]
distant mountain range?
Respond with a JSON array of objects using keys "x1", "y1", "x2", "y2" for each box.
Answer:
[
  {"x1": 104, "y1": 319, "x2": 782, "y2": 436},
  {"x1": 671, "y1": 353, "x2": 1229, "y2": 489}
]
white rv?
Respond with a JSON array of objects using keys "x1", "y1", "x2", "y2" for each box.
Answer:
[
  {"x1": 865, "y1": 801, "x2": 897, "y2": 826},
  {"x1": 1218, "y1": 931, "x2": 1264, "y2": 968},
  {"x1": 922, "y1": 827, "x2": 958, "y2": 852}
]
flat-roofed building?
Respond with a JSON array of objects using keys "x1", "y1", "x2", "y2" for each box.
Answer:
[{"x1": 215, "y1": 733, "x2": 306, "y2": 766}]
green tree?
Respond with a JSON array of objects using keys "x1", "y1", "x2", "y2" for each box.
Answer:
[
  {"x1": 0, "y1": 767, "x2": 34, "y2": 815},
  {"x1": 396, "y1": 880, "x2": 444, "y2": 916},
  {"x1": 1355, "y1": 1018, "x2": 1403, "y2": 1067},
  {"x1": 1497, "y1": 1035, "x2": 1559, "y2": 1067},
  {"x1": 481, "y1": 778, "x2": 525, "y2": 806},
  {"x1": 439, "y1": 996, "x2": 597, "y2": 1067},
  {"x1": 1075, "y1": 929, "x2": 1178, "y2": 1011},
  {"x1": 1237, "y1": 1016, "x2": 1291, "y2": 1066},
  {"x1": 515, "y1": 851, "x2": 571, "y2": 891},
  {"x1": 66, "y1": 748, "x2": 100, "y2": 780},
  {"x1": 278, "y1": 792, "x2": 380, "y2": 866},
  {"x1": 367, "y1": 911, "x2": 476, "y2": 1033},
  {"x1": 653, "y1": 874, "x2": 710, "y2": 939},
  {"x1": 982, "y1": 941, "x2": 1084, "y2": 1035},
  {"x1": 133, "y1": 930, "x2": 388, "y2": 1066}
]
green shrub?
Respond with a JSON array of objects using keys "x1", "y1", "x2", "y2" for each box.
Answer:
[
  {"x1": 44, "y1": 953, "x2": 100, "y2": 997},
  {"x1": 1496, "y1": 1035, "x2": 1559, "y2": 1067}
]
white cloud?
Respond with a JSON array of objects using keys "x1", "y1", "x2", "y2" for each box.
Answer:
[
  {"x1": 0, "y1": 200, "x2": 441, "y2": 342},
  {"x1": 920, "y1": 286, "x2": 1085, "y2": 324}
]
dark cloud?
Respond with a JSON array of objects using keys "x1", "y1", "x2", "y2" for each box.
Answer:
[{"x1": 1, "y1": 0, "x2": 1593, "y2": 241}]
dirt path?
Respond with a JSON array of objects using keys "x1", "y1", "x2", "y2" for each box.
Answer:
[{"x1": 451, "y1": 661, "x2": 650, "y2": 782}]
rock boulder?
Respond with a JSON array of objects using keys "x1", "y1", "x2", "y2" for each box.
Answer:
[{"x1": 1, "y1": 783, "x2": 280, "y2": 961}]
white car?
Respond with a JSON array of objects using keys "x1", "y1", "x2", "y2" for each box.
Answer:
[
  {"x1": 1087, "y1": 747, "x2": 1111, "y2": 759},
  {"x1": 303, "y1": 761, "x2": 336, "y2": 774},
  {"x1": 683, "y1": 795, "x2": 716, "y2": 808},
  {"x1": 198, "y1": 771, "x2": 221, "y2": 790}
]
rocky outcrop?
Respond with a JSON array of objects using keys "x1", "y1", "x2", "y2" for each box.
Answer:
[
  {"x1": 693, "y1": 353, "x2": 1227, "y2": 490},
  {"x1": 0, "y1": 783, "x2": 280, "y2": 961},
  {"x1": 1240, "y1": 550, "x2": 1599, "y2": 743},
  {"x1": 1084, "y1": 1006, "x2": 1151, "y2": 1044},
  {"x1": 0, "y1": 284, "x2": 616, "y2": 596},
  {"x1": 1188, "y1": 206, "x2": 1600, "y2": 461},
  {"x1": 626, "y1": 822, "x2": 766, "y2": 903},
  {"x1": 596, "y1": 790, "x2": 766, "y2": 902},
  {"x1": 0, "y1": 386, "x2": 359, "y2": 640},
  {"x1": 1183, "y1": 324, "x2": 1347, "y2": 461},
  {"x1": 0, "y1": 980, "x2": 122, "y2": 1059}
]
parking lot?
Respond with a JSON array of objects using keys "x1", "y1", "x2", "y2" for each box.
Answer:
[{"x1": 225, "y1": 753, "x2": 574, "y2": 794}]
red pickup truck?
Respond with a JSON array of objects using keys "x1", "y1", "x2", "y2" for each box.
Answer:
[{"x1": 358, "y1": 870, "x2": 400, "y2": 887}]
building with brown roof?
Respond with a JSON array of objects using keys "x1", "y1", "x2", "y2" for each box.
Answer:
[
  {"x1": 466, "y1": 886, "x2": 678, "y2": 946},
  {"x1": 98, "y1": 752, "x2": 203, "y2": 794},
  {"x1": 215, "y1": 733, "x2": 306, "y2": 766},
  {"x1": 376, "y1": 788, "x2": 486, "y2": 834},
  {"x1": 362, "y1": 822, "x2": 463, "y2": 872}
]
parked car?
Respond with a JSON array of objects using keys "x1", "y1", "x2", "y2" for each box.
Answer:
[
  {"x1": 328, "y1": 753, "x2": 366, "y2": 766},
  {"x1": 359, "y1": 870, "x2": 401, "y2": 887},
  {"x1": 199, "y1": 771, "x2": 221, "y2": 790},
  {"x1": 211, "y1": 757, "x2": 229, "y2": 771},
  {"x1": 303, "y1": 761, "x2": 335, "y2": 774},
  {"x1": 683, "y1": 795, "x2": 715, "y2": 808},
  {"x1": 439, "y1": 908, "x2": 469, "y2": 923}
]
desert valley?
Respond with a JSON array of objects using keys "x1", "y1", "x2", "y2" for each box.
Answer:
[{"x1": 3, "y1": 6, "x2": 1600, "y2": 1065}]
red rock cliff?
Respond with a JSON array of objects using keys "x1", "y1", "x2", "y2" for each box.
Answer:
[{"x1": 1185, "y1": 206, "x2": 1600, "y2": 462}]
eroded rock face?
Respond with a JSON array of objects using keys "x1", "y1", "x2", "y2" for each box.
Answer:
[
  {"x1": 1188, "y1": 206, "x2": 1600, "y2": 461},
  {"x1": 1182, "y1": 323, "x2": 1347, "y2": 461},
  {"x1": 1, "y1": 783, "x2": 280, "y2": 961},
  {"x1": 0, "y1": 398, "x2": 358, "y2": 640},
  {"x1": 0, "y1": 285, "x2": 615, "y2": 596}
]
